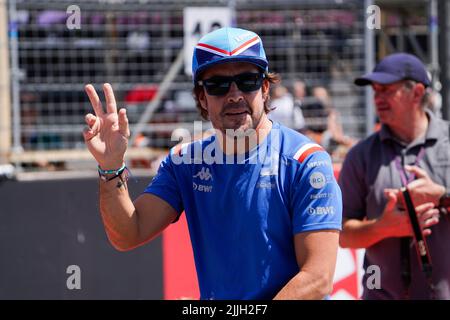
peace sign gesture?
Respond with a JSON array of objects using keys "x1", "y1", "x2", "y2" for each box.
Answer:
[{"x1": 83, "y1": 83, "x2": 130, "y2": 170}]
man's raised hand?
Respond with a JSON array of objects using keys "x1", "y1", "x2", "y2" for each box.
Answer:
[{"x1": 83, "y1": 83, "x2": 130, "y2": 170}]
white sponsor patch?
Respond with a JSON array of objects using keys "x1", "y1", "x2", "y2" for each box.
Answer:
[{"x1": 309, "y1": 172, "x2": 326, "y2": 189}]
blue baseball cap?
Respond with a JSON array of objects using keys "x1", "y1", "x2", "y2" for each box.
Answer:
[
  {"x1": 192, "y1": 27, "x2": 268, "y2": 83},
  {"x1": 354, "y1": 53, "x2": 431, "y2": 87}
]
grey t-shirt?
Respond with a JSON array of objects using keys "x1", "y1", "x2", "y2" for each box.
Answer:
[{"x1": 339, "y1": 110, "x2": 450, "y2": 299}]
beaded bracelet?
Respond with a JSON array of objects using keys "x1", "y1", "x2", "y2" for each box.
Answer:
[
  {"x1": 98, "y1": 163, "x2": 126, "y2": 175},
  {"x1": 98, "y1": 163, "x2": 127, "y2": 182}
]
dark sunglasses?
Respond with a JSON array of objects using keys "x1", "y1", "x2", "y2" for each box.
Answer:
[{"x1": 197, "y1": 72, "x2": 265, "y2": 96}]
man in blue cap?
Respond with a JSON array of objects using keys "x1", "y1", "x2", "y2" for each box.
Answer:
[
  {"x1": 339, "y1": 53, "x2": 450, "y2": 299},
  {"x1": 82, "y1": 27, "x2": 342, "y2": 299}
]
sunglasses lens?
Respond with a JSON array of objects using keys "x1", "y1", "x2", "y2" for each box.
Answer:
[
  {"x1": 202, "y1": 72, "x2": 264, "y2": 96},
  {"x1": 235, "y1": 73, "x2": 264, "y2": 92},
  {"x1": 203, "y1": 77, "x2": 231, "y2": 96}
]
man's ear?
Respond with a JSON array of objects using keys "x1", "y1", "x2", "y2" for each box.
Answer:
[
  {"x1": 262, "y1": 79, "x2": 270, "y2": 101},
  {"x1": 414, "y1": 83, "x2": 425, "y2": 104},
  {"x1": 198, "y1": 87, "x2": 208, "y2": 111}
]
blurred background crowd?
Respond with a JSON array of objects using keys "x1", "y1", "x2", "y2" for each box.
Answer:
[{"x1": 0, "y1": 0, "x2": 446, "y2": 177}]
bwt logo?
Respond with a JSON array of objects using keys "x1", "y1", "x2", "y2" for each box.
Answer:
[
  {"x1": 308, "y1": 206, "x2": 335, "y2": 216},
  {"x1": 193, "y1": 182, "x2": 213, "y2": 192}
]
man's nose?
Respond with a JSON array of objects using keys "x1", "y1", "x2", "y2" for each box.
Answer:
[
  {"x1": 226, "y1": 81, "x2": 244, "y2": 102},
  {"x1": 374, "y1": 90, "x2": 384, "y2": 104}
]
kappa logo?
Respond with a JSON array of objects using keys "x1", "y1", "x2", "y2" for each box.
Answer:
[{"x1": 193, "y1": 167, "x2": 213, "y2": 181}]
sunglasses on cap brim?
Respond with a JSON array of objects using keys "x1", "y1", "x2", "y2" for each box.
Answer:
[{"x1": 197, "y1": 72, "x2": 265, "y2": 96}]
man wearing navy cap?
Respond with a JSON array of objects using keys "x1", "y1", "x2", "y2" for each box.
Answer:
[
  {"x1": 339, "y1": 53, "x2": 450, "y2": 299},
  {"x1": 82, "y1": 27, "x2": 342, "y2": 299}
]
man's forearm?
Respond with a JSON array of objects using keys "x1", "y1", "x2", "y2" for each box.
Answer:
[
  {"x1": 339, "y1": 219, "x2": 386, "y2": 248},
  {"x1": 273, "y1": 271, "x2": 332, "y2": 300},
  {"x1": 99, "y1": 177, "x2": 140, "y2": 251}
]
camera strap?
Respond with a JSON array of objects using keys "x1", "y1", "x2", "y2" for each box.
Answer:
[
  {"x1": 394, "y1": 147, "x2": 435, "y2": 299},
  {"x1": 400, "y1": 186, "x2": 435, "y2": 299},
  {"x1": 400, "y1": 237, "x2": 412, "y2": 299}
]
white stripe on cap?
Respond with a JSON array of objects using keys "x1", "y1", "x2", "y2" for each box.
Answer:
[
  {"x1": 231, "y1": 37, "x2": 260, "y2": 56},
  {"x1": 195, "y1": 45, "x2": 228, "y2": 57}
]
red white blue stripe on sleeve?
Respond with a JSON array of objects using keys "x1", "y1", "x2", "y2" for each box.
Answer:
[{"x1": 293, "y1": 143, "x2": 325, "y2": 163}]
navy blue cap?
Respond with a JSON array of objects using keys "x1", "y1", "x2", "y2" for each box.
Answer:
[{"x1": 354, "y1": 53, "x2": 431, "y2": 87}]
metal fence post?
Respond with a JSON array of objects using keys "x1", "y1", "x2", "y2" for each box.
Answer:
[
  {"x1": 364, "y1": 0, "x2": 375, "y2": 136},
  {"x1": 0, "y1": 0, "x2": 12, "y2": 163},
  {"x1": 8, "y1": 0, "x2": 22, "y2": 155},
  {"x1": 438, "y1": 0, "x2": 450, "y2": 120}
]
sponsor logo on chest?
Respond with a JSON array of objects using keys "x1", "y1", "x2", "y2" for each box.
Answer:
[{"x1": 193, "y1": 167, "x2": 213, "y2": 193}]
